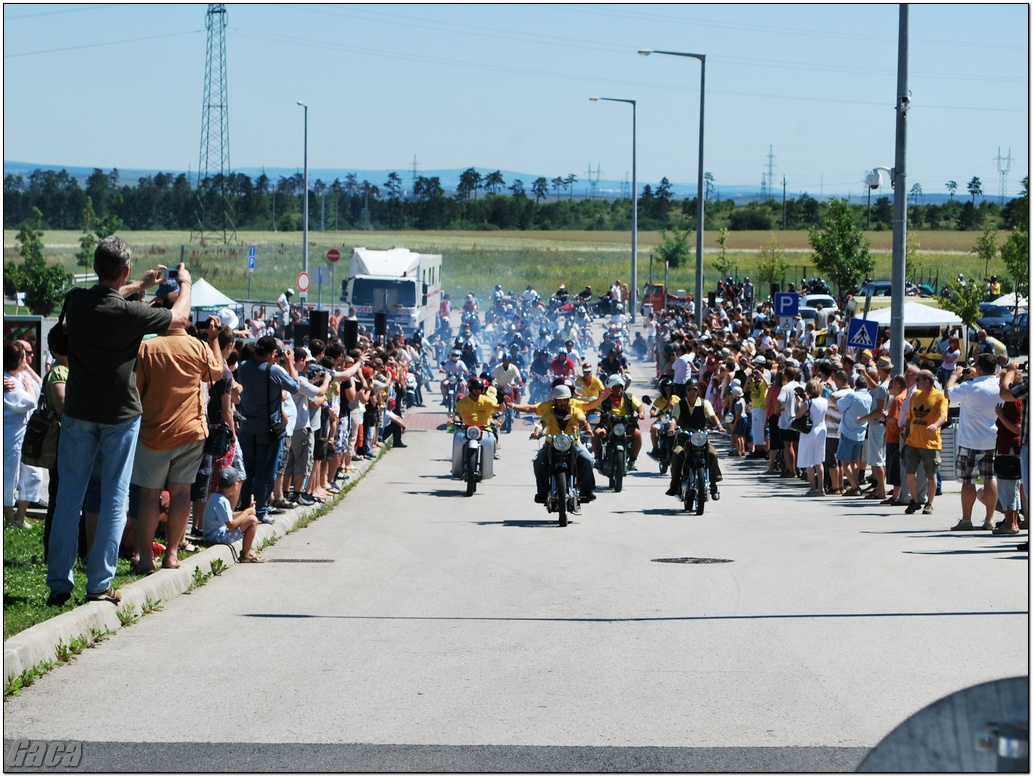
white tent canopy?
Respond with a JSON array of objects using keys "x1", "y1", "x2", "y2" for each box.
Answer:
[
  {"x1": 860, "y1": 302, "x2": 962, "y2": 327},
  {"x1": 189, "y1": 278, "x2": 236, "y2": 309}
]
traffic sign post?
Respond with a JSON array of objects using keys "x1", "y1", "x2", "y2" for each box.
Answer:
[
  {"x1": 847, "y1": 317, "x2": 878, "y2": 352},
  {"x1": 248, "y1": 244, "x2": 256, "y2": 298},
  {"x1": 774, "y1": 292, "x2": 799, "y2": 318},
  {"x1": 327, "y1": 249, "x2": 339, "y2": 311}
]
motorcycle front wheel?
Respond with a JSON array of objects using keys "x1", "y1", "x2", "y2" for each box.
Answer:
[
  {"x1": 465, "y1": 449, "x2": 478, "y2": 496},
  {"x1": 556, "y1": 475, "x2": 568, "y2": 527},
  {"x1": 695, "y1": 466, "x2": 707, "y2": 515}
]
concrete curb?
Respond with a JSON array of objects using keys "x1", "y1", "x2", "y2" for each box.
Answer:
[{"x1": 3, "y1": 449, "x2": 383, "y2": 687}]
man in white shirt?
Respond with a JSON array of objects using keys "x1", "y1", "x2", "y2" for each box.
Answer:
[
  {"x1": 944, "y1": 353, "x2": 1002, "y2": 530},
  {"x1": 776, "y1": 365, "x2": 803, "y2": 479}
]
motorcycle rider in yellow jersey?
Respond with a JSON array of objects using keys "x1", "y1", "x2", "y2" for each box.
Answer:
[
  {"x1": 449, "y1": 378, "x2": 499, "y2": 478},
  {"x1": 574, "y1": 361, "x2": 605, "y2": 402},
  {"x1": 508, "y1": 384, "x2": 597, "y2": 504},
  {"x1": 648, "y1": 376, "x2": 681, "y2": 456},
  {"x1": 592, "y1": 375, "x2": 645, "y2": 470}
]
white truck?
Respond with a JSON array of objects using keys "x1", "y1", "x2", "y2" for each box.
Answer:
[{"x1": 340, "y1": 247, "x2": 443, "y2": 336}]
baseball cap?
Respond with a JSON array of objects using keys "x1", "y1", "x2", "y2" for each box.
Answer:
[{"x1": 218, "y1": 467, "x2": 243, "y2": 488}]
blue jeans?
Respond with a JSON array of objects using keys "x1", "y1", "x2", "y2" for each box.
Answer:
[
  {"x1": 47, "y1": 414, "x2": 140, "y2": 595},
  {"x1": 239, "y1": 432, "x2": 282, "y2": 518}
]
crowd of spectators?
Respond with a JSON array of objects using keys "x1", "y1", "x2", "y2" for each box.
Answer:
[
  {"x1": 641, "y1": 289, "x2": 1028, "y2": 546},
  {"x1": 2, "y1": 236, "x2": 419, "y2": 607}
]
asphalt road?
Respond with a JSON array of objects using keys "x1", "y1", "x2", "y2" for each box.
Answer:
[{"x1": 3, "y1": 347, "x2": 1028, "y2": 773}]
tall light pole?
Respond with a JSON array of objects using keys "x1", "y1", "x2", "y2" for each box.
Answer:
[
  {"x1": 297, "y1": 100, "x2": 309, "y2": 306},
  {"x1": 639, "y1": 48, "x2": 706, "y2": 327},
  {"x1": 590, "y1": 96, "x2": 637, "y2": 323}
]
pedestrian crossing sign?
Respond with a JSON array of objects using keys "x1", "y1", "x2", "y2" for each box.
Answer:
[{"x1": 847, "y1": 317, "x2": 878, "y2": 350}]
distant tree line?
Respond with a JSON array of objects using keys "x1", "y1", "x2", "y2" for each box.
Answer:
[{"x1": 4, "y1": 166, "x2": 1024, "y2": 234}]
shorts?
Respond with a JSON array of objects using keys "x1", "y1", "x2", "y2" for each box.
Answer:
[
  {"x1": 768, "y1": 416, "x2": 783, "y2": 450},
  {"x1": 866, "y1": 422, "x2": 887, "y2": 467},
  {"x1": 780, "y1": 428, "x2": 800, "y2": 444},
  {"x1": 904, "y1": 445, "x2": 941, "y2": 479},
  {"x1": 886, "y1": 444, "x2": 901, "y2": 487},
  {"x1": 131, "y1": 439, "x2": 206, "y2": 489},
  {"x1": 734, "y1": 417, "x2": 750, "y2": 437},
  {"x1": 836, "y1": 437, "x2": 864, "y2": 463},
  {"x1": 955, "y1": 447, "x2": 996, "y2": 485},
  {"x1": 283, "y1": 427, "x2": 313, "y2": 477},
  {"x1": 205, "y1": 525, "x2": 243, "y2": 547},
  {"x1": 824, "y1": 437, "x2": 841, "y2": 469}
]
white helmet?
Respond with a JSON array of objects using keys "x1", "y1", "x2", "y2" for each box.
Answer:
[
  {"x1": 606, "y1": 375, "x2": 625, "y2": 389},
  {"x1": 552, "y1": 385, "x2": 572, "y2": 399}
]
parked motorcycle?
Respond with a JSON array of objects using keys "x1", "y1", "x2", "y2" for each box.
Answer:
[{"x1": 677, "y1": 427, "x2": 712, "y2": 515}]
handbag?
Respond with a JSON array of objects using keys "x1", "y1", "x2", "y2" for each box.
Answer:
[
  {"x1": 203, "y1": 367, "x2": 234, "y2": 458},
  {"x1": 267, "y1": 365, "x2": 289, "y2": 441},
  {"x1": 205, "y1": 422, "x2": 233, "y2": 458},
  {"x1": 993, "y1": 454, "x2": 1021, "y2": 481},
  {"x1": 790, "y1": 400, "x2": 813, "y2": 434},
  {"x1": 22, "y1": 407, "x2": 59, "y2": 468}
]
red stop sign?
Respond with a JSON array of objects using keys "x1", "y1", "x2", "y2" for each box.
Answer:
[{"x1": 327, "y1": 248, "x2": 341, "y2": 263}]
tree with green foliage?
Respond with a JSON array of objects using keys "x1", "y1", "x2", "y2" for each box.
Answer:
[
  {"x1": 75, "y1": 197, "x2": 98, "y2": 268},
  {"x1": 531, "y1": 177, "x2": 549, "y2": 204},
  {"x1": 484, "y1": 170, "x2": 505, "y2": 196},
  {"x1": 712, "y1": 227, "x2": 734, "y2": 278},
  {"x1": 939, "y1": 278, "x2": 985, "y2": 330},
  {"x1": 94, "y1": 193, "x2": 124, "y2": 238},
  {"x1": 509, "y1": 179, "x2": 526, "y2": 198},
  {"x1": 654, "y1": 226, "x2": 692, "y2": 269},
  {"x1": 1000, "y1": 176, "x2": 1029, "y2": 312},
  {"x1": 808, "y1": 197, "x2": 873, "y2": 302},
  {"x1": 755, "y1": 235, "x2": 790, "y2": 289},
  {"x1": 967, "y1": 176, "x2": 982, "y2": 203},
  {"x1": 6, "y1": 207, "x2": 70, "y2": 316},
  {"x1": 945, "y1": 180, "x2": 957, "y2": 202},
  {"x1": 972, "y1": 223, "x2": 999, "y2": 280}
]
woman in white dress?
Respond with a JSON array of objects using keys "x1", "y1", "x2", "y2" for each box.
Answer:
[
  {"x1": 795, "y1": 378, "x2": 829, "y2": 497},
  {"x1": 4, "y1": 341, "x2": 38, "y2": 528}
]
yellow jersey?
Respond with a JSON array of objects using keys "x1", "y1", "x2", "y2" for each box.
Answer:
[
  {"x1": 456, "y1": 394, "x2": 500, "y2": 427},
  {"x1": 540, "y1": 404, "x2": 586, "y2": 438}
]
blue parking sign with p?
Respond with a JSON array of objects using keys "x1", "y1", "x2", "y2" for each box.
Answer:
[
  {"x1": 249, "y1": 244, "x2": 256, "y2": 271},
  {"x1": 774, "y1": 292, "x2": 798, "y2": 317},
  {"x1": 847, "y1": 317, "x2": 878, "y2": 350}
]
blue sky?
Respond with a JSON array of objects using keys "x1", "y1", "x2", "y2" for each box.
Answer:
[{"x1": 3, "y1": 3, "x2": 1028, "y2": 199}]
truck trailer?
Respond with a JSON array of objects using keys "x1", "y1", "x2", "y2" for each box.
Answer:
[{"x1": 340, "y1": 247, "x2": 442, "y2": 336}]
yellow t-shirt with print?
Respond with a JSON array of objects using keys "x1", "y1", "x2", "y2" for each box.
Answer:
[{"x1": 905, "y1": 388, "x2": 947, "y2": 450}]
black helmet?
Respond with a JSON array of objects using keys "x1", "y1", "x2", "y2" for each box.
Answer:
[
  {"x1": 684, "y1": 378, "x2": 700, "y2": 391},
  {"x1": 658, "y1": 376, "x2": 673, "y2": 392}
]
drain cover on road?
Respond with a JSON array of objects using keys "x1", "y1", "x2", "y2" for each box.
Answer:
[
  {"x1": 652, "y1": 557, "x2": 733, "y2": 564},
  {"x1": 266, "y1": 559, "x2": 335, "y2": 563}
]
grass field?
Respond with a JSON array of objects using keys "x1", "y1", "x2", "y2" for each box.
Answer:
[{"x1": 3, "y1": 228, "x2": 1014, "y2": 311}]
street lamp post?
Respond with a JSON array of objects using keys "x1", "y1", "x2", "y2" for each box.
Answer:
[
  {"x1": 298, "y1": 100, "x2": 309, "y2": 306},
  {"x1": 639, "y1": 48, "x2": 706, "y2": 328},
  {"x1": 590, "y1": 96, "x2": 637, "y2": 323}
]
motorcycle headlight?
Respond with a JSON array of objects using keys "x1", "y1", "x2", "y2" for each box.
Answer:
[
  {"x1": 466, "y1": 426, "x2": 482, "y2": 441},
  {"x1": 612, "y1": 422, "x2": 626, "y2": 436},
  {"x1": 552, "y1": 433, "x2": 573, "y2": 452},
  {"x1": 689, "y1": 430, "x2": 708, "y2": 447}
]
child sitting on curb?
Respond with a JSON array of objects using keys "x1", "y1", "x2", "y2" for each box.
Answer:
[{"x1": 202, "y1": 467, "x2": 265, "y2": 563}]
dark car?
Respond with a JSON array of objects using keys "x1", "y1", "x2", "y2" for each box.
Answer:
[
  {"x1": 1005, "y1": 311, "x2": 1028, "y2": 356},
  {"x1": 977, "y1": 303, "x2": 1015, "y2": 339}
]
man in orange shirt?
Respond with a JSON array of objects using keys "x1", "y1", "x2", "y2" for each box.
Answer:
[
  {"x1": 902, "y1": 370, "x2": 948, "y2": 516},
  {"x1": 131, "y1": 316, "x2": 223, "y2": 572}
]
